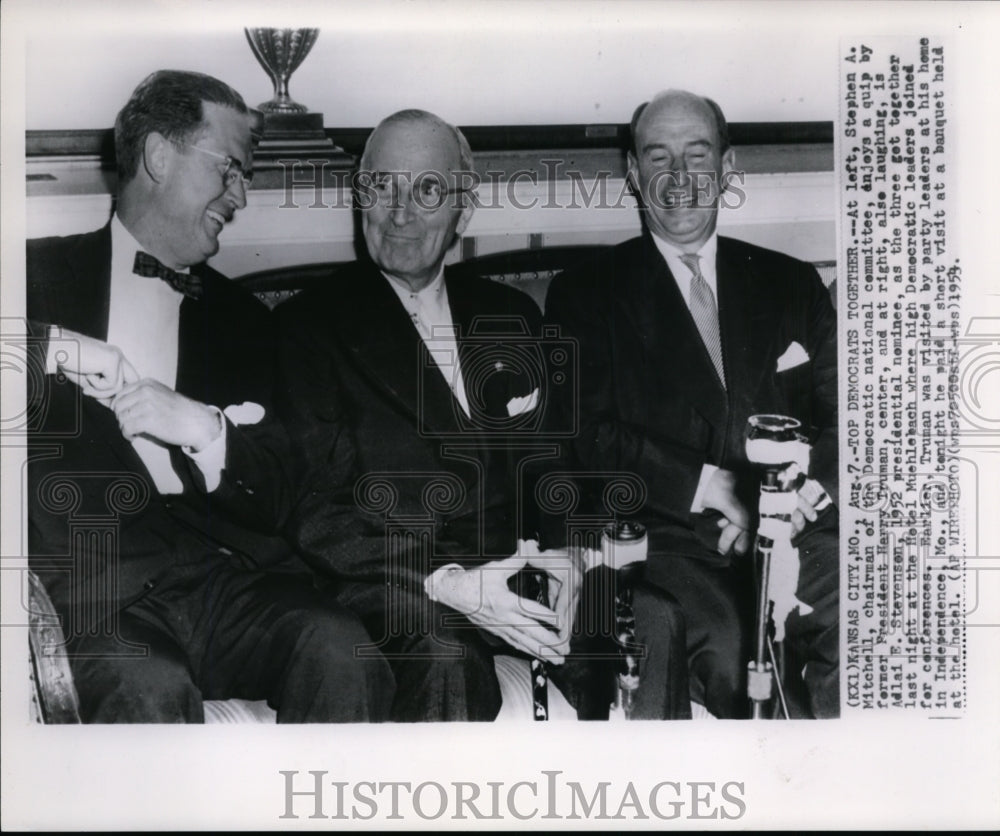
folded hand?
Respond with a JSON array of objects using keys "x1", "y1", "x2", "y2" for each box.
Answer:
[
  {"x1": 111, "y1": 379, "x2": 221, "y2": 451},
  {"x1": 430, "y1": 553, "x2": 573, "y2": 663}
]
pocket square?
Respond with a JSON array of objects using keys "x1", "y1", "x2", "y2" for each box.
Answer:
[
  {"x1": 776, "y1": 341, "x2": 810, "y2": 372},
  {"x1": 506, "y1": 388, "x2": 539, "y2": 417},
  {"x1": 223, "y1": 401, "x2": 266, "y2": 426}
]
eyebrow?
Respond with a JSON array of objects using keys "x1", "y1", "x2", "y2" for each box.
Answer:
[{"x1": 642, "y1": 139, "x2": 714, "y2": 154}]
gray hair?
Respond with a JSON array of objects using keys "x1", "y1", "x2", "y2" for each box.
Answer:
[{"x1": 359, "y1": 109, "x2": 474, "y2": 174}]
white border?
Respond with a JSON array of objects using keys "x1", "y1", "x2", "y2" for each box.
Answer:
[{"x1": 3, "y1": 0, "x2": 999, "y2": 830}]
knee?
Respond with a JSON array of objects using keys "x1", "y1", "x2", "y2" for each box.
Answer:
[
  {"x1": 634, "y1": 581, "x2": 686, "y2": 643},
  {"x1": 72, "y1": 656, "x2": 201, "y2": 723}
]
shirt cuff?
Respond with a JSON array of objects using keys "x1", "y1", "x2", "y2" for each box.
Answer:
[
  {"x1": 183, "y1": 407, "x2": 226, "y2": 492},
  {"x1": 423, "y1": 563, "x2": 465, "y2": 602},
  {"x1": 690, "y1": 463, "x2": 719, "y2": 513},
  {"x1": 45, "y1": 324, "x2": 61, "y2": 374}
]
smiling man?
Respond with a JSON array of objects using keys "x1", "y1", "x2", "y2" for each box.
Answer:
[
  {"x1": 544, "y1": 89, "x2": 840, "y2": 719},
  {"x1": 276, "y1": 109, "x2": 690, "y2": 722},
  {"x1": 26, "y1": 71, "x2": 393, "y2": 723}
]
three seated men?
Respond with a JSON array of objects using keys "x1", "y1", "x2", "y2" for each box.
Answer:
[{"x1": 26, "y1": 71, "x2": 838, "y2": 722}]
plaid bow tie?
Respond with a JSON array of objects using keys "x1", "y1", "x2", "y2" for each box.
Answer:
[{"x1": 133, "y1": 251, "x2": 203, "y2": 299}]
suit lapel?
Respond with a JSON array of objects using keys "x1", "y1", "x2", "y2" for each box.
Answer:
[
  {"x1": 335, "y1": 265, "x2": 465, "y2": 435},
  {"x1": 716, "y1": 237, "x2": 781, "y2": 407},
  {"x1": 54, "y1": 226, "x2": 113, "y2": 341},
  {"x1": 628, "y1": 236, "x2": 727, "y2": 432}
]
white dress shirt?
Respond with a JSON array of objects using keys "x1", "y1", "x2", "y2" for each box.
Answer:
[
  {"x1": 50, "y1": 215, "x2": 226, "y2": 494},
  {"x1": 649, "y1": 231, "x2": 721, "y2": 512},
  {"x1": 382, "y1": 269, "x2": 470, "y2": 417}
]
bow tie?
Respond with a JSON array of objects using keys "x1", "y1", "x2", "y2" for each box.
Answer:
[{"x1": 133, "y1": 251, "x2": 203, "y2": 299}]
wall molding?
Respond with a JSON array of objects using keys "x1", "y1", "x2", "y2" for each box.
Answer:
[{"x1": 26, "y1": 120, "x2": 833, "y2": 160}]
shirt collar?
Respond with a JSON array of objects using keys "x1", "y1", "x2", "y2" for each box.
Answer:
[
  {"x1": 649, "y1": 231, "x2": 718, "y2": 303},
  {"x1": 381, "y1": 267, "x2": 446, "y2": 301},
  {"x1": 111, "y1": 214, "x2": 190, "y2": 277}
]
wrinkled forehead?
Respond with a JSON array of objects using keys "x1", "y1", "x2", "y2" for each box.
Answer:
[{"x1": 366, "y1": 119, "x2": 462, "y2": 175}]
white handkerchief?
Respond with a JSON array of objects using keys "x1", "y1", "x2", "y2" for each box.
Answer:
[
  {"x1": 223, "y1": 401, "x2": 266, "y2": 426},
  {"x1": 506, "y1": 388, "x2": 539, "y2": 417},
  {"x1": 776, "y1": 340, "x2": 810, "y2": 372}
]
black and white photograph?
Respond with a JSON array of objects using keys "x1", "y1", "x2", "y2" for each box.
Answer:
[{"x1": 1, "y1": 0, "x2": 998, "y2": 829}]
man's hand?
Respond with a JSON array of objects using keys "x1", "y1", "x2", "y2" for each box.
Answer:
[
  {"x1": 543, "y1": 549, "x2": 587, "y2": 646},
  {"x1": 790, "y1": 479, "x2": 827, "y2": 536},
  {"x1": 50, "y1": 327, "x2": 139, "y2": 401},
  {"x1": 111, "y1": 380, "x2": 222, "y2": 451},
  {"x1": 702, "y1": 467, "x2": 751, "y2": 556},
  {"x1": 428, "y1": 555, "x2": 569, "y2": 663}
]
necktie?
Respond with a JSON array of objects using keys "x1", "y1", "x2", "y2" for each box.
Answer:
[
  {"x1": 679, "y1": 253, "x2": 726, "y2": 388},
  {"x1": 133, "y1": 251, "x2": 203, "y2": 299}
]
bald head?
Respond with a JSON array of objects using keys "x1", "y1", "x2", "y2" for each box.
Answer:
[
  {"x1": 360, "y1": 109, "x2": 474, "y2": 174},
  {"x1": 630, "y1": 90, "x2": 730, "y2": 157}
]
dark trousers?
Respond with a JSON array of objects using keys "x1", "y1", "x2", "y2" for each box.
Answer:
[
  {"x1": 554, "y1": 568, "x2": 692, "y2": 720},
  {"x1": 643, "y1": 514, "x2": 840, "y2": 720},
  {"x1": 336, "y1": 566, "x2": 690, "y2": 722},
  {"x1": 67, "y1": 564, "x2": 395, "y2": 723},
  {"x1": 643, "y1": 553, "x2": 754, "y2": 719},
  {"x1": 784, "y1": 520, "x2": 840, "y2": 718}
]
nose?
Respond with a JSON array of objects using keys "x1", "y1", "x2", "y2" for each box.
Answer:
[
  {"x1": 226, "y1": 176, "x2": 248, "y2": 210},
  {"x1": 668, "y1": 163, "x2": 691, "y2": 188},
  {"x1": 388, "y1": 185, "x2": 415, "y2": 225}
]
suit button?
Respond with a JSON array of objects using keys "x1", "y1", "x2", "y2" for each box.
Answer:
[
  {"x1": 245, "y1": 487, "x2": 254, "y2": 495},
  {"x1": 235, "y1": 479, "x2": 244, "y2": 487},
  {"x1": 143, "y1": 580, "x2": 156, "y2": 591},
  {"x1": 163, "y1": 501, "x2": 172, "y2": 510}
]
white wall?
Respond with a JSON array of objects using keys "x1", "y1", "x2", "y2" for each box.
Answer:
[{"x1": 19, "y1": 0, "x2": 849, "y2": 130}]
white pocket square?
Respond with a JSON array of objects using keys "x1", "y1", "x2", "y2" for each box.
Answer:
[
  {"x1": 506, "y1": 388, "x2": 539, "y2": 417},
  {"x1": 776, "y1": 341, "x2": 810, "y2": 372},
  {"x1": 223, "y1": 401, "x2": 266, "y2": 426}
]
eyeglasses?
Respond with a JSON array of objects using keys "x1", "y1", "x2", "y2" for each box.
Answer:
[
  {"x1": 175, "y1": 141, "x2": 254, "y2": 190},
  {"x1": 357, "y1": 171, "x2": 476, "y2": 212}
]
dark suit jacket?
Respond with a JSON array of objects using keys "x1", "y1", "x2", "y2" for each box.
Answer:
[
  {"x1": 544, "y1": 233, "x2": 838, "y2": 565},
  {"x1": 26, "y1": 223, "x2": 299, "y2": 622},
  {"x1": 275, "y1": 261, "x2": 542, "y2": 590}
]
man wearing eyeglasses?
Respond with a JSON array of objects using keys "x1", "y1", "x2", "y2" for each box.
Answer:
[
  {"x1": 275, "y1": 109, "x2": 689, "y2": 722},
  {"x1": 25, "y1": 70, "x2": 393, "y2": 723}
]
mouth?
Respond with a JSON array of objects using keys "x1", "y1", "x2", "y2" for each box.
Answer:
[
  {"x1": 661, "y1": 193, "x2": 695, "y2": 209},
  {"x1": 206, "y1": 209, "x2": 229, "y2": 231}
]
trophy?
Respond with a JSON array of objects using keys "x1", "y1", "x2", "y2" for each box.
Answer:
[{"x1": 244, "y1": 28, "x2": 352, "y2": 168}]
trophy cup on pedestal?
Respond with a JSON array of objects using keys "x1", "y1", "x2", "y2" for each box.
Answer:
[{"x1": 244, "y1": 28, "x2": 353, "y2": 169}]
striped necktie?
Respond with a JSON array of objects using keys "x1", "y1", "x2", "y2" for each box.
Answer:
[{"x1": 679, "y1": 253, "x2": 726, "y2": 388}]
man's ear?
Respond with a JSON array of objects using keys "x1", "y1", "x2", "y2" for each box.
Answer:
[
  {"x1": 721, "y1": 147, "x2": 736, "y2": 178},
  {"x1": 718, "y1": 147, "x2": 736, "y2": 197},
  {"x1": 142, "y1": 132, "x2": 171, "y2": 184},
  {"x1": 455, "y1": 197, "x2": 475, "y2": 238},
  {"x1": 626, "y1": 151, "x2": 641, "y2": 197}
]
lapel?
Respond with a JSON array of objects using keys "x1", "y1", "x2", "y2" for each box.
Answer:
[
  {"x1": 715, "y1": 236, "x2": 782, "y2": 407},
  {"x1": 46, "y1": 226, "x2": 161, "y2": 478},
  {"x1": 627, "y1": 235, "x2": 728, "y2": 433},
  {"x1": 335, "y1": 265, "x2": 465, "y2": 436},
  {"x1": 174, "y1": 264, "x2": 214, "y2": 400},
  {"x1": 444, "y1": 272, "x2": 513, "y2": 422},
  {"x1": 50, "y1": 225, "x2": 113, "y2": 341}
]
